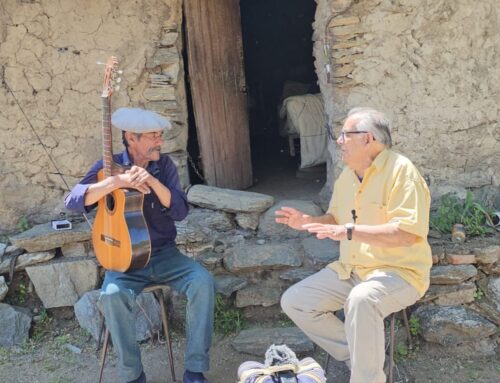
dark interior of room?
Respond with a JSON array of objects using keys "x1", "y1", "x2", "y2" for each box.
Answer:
[{"x1": 240, "y1": 0, "x2": 319, "y2": 169}]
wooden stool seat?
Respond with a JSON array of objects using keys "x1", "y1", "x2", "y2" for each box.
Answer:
[
  {"x1": 324, "y1": 308, "x2": 412, "y2": 383},
  {"x1": 97, "y1": 284, "x2": 176, "y2": 382}
]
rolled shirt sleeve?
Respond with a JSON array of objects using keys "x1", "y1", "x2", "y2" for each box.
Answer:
[{"x1": 64, "y1": 160, "x2": 102, "y2": 213}]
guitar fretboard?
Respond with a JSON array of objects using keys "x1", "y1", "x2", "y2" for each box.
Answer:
[{"x1": 101, "y1": 97, "x2": 113, "y2": 178}]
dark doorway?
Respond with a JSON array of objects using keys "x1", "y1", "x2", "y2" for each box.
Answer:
[{"x1": 240, "y1": 0, "x2": 319, "y2": 174}]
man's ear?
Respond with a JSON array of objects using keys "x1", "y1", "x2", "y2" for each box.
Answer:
[
  {"x1": 367, "y1": 132, "x2": 375, "y2": 144},
  {"x1": 126, "y1": 132, "x2": 137, "y2": 144}
]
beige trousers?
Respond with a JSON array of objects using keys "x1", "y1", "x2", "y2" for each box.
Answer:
[{"x1": 281, "y1": 267, "x2": 419, "y2": 383}]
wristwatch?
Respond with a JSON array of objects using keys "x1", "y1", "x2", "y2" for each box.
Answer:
[{"x1": 344, "y1": 223, "x2": 355, "y2": 240}]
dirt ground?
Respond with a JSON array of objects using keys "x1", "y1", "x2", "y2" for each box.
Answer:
[
  {"x1": 0, "y1": 312, "x2": 498, "y2": 383},
  {"x1": 1, "y1": 153, "x2": 499, "y2": 382}
]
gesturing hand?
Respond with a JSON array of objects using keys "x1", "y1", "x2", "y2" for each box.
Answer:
[
  {"x1": 302, "y1": 223, "x2": 346, "y2": 241},
  {"x1": 275, "y1": 206, "x2": 311, "y2": 231}
]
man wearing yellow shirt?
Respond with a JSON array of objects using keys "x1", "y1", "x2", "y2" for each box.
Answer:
[{"x1": 276, "y1": 107, "x2": 432, "y2": 383}]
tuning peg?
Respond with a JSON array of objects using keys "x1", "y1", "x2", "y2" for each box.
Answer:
[
  {"x1": 117, "y1": 70, "x2": 123, "y2": 74},
  {"x1": 116, "y1": 77, "x2": 122, "y2": 83},
  {"x1": 96, "y1": 61, "x2": 105, "y2": 65},
  {"x1": 115, "y1": 85, "x2": 120, "y2": 92}
]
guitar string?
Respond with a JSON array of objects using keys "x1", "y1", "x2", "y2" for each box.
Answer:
[{"x1": 4, "y1": 79, "x2": 93, "y2": 229}]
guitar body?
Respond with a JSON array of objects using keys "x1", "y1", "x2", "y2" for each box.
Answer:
[{"x1": 92, "y1": 168, "x2": 151, "y2": 272}]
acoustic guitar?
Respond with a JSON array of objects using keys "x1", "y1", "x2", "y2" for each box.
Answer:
[{"x1": 92, "y1": 57, "x2": 151, "y2": 272}]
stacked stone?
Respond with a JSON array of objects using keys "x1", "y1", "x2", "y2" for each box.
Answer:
[
  {"x1": 413, "y1": 244, "x2": 499, "y2": 356},
  {"x1": 185, "y1": 186, "x2": 335, "y2": 354},
  {"x1": 1, "y1": 185, "x2": 498, "y2": 357},
  {"x1": 144, "y1": 24, "x2": 189, "y2": 188}
]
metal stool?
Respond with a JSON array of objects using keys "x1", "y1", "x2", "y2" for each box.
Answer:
[
  {"x1": 324, "y1": 308, "x2": 412, "y2": 383},
  {"x1": 97, "y1": 285, "x2": 176, "y2": 382}
]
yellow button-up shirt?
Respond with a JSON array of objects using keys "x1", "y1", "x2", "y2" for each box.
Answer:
[{"x1": 327, "y1": 149, "x2": 432, "y2": 297}]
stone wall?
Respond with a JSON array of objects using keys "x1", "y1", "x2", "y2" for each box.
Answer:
[
  {"x1": 2, "y1": 186, "x2": 498, "y2": 355},
  {"x1": 0, "y1": 0, "x2": 188, "y2": 233},
  {"x1": 314, "y1": 0, "x2": 500, "y2": 202},
  {"x1": 2, "y1": 0, "x2": 499, "y2": 233}
]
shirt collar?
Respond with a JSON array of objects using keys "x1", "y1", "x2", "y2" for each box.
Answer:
[
  {"x1": 371, "y1": 148, "x2": 390, "y2": 170},
  {"x1": 121, "y1": 150, "x2": 132, "y2": 166},
  {"x1": 347, "y1": 148, "x2": 390, "y2": 183}
]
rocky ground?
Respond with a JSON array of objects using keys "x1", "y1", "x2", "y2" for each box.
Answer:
[{"x1": 0, "y1": 306, "x2": 498, "y2": 383}]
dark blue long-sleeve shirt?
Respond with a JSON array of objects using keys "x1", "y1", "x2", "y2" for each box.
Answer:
[{"x1": 64, "y1": 150, "x2": 189, "y2": 251}]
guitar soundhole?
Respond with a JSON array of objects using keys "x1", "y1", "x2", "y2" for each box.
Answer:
[{"x1": 106, "y1": 194, "x2": 115, "y2": 212}]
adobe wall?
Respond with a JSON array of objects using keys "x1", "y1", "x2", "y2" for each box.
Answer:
[
  {"x1": 1, "y1": 0, "x2": 499, "y2": 233},
  {"x1": 0, "y1": 0, "x2": 187, "y2": 233},
  {"x1": 314, "y1": 0, "x2": 499, "y2": 203}
]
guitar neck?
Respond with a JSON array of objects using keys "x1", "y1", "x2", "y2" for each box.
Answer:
[{"x1": 101, "y1": 96, "x2": 113, "y2": 178}]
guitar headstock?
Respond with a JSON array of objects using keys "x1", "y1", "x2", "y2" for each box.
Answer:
[{"x1": 101, "y1": 56, "x2": 121, "y2": 98}]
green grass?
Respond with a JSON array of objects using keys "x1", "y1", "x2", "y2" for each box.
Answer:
[
  {"x1": 409, "y1": 316, "x2": 421, "y2": 336},
  {"x1": 17, "y1": 216, "x2": 31, "y2": 232},
  {"x1": 214, "y1": 294, "x2": 246, "y2": 335},
  {"x1": 430, "y1": 191, "x2": 493, "y2": 236}
]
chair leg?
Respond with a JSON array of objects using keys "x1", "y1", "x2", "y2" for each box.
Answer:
[
  {"x1": 155, "y1": 289, "x2": 177, "y2": 382},
  {"x1": 96, "y1": 315, "x2": 105, "y2": 354},
  {"x1": 98, "y1": 328, "x2": 110, "y2": 383},
  {"x1": 324, "y1": 353, "x2": 331, "y2": 372},
  {"x1": 402, "y1": 308, "x2": 413, "y2": 350},
  {"x1": 388, "y1": 313, "x2": 395, "y2": 383},
  {"x1": 289, "y1": 136, "x2": 296, "y2": 157}
]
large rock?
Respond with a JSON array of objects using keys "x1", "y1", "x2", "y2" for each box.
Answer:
[
  {"x1": 188, "y1": 185, "x2": 274, "y2": 213},
  {"x1": 412, "y1": 305, "x2": 496, "y2": 346},
  {"x1": 9, "y1": 222, "x2": 91, "y2": 252},
  {"x1": 477, "y1": 276, "x2": 500, "y2": 310},
  {"x1": 214, "y1": 275, "x2": 248, "y2": 297},
  {"x1": 26, "y1": 258, "x2": 99, "y2": 308},
  {"x1": 184, "y1": 208, "x2": 234, "y2": 232},
  {"x1": 224, "y1": 242, "x2": 303, "y2": 273},
  {"x1": 0, "y1": 303, "x2": 31, "y2": 346},
  {"x1": 236, "y1": 286, "x2": 282, "y2": 308},
  {"x1": 258, "y1": 200, "x2": 323, "y2": 238},
  {"x1": 470, "y1": 299, "x2": 500, "y2": 326},
  {"x1": 197, "y1": 251, "x2": 224, "y2": 271},
  {"x1": 421, "y1": 282, "x2": 476, "y2": 305},
  {"x1": 232, "y1": 327, "x2": 314, "y2": 356},
  {"x1": 0, "y1": 251, "x2": 55, "y2": 274},
  {"x1": 175, "y1": 220, "x2": 210, "y2": 245},
  {"x1": 473, "y1": 245, "x2": 500, "y2": 265},
  {"x1": 235, "y1": 212, "x2": 260, "y2": 230},
  {"x1": 74, "y1": 290, "x2": 161, "y2": 342},
  {"x1": 302, "y1": 237, "x2": 339, "y2": 267},
  {"x1": 61, "y1": 241, "x2": 95, "y2": 258},
  {"x1": 430, "y1": 264, "x2": 477, "y2": 285},
  {"x1": 175, "y1": 219, "x2": 214, "y2": 256},
  {"x1": 214, "y1": 274, "x2": 248, "y2": 297}
]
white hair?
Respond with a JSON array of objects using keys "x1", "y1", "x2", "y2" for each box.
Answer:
[{"x1": 347, "y1": 107, "x2": 392, "y2": 148}]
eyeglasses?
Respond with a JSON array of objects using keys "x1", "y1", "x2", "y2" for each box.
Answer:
[
  {"x1": 141, "y1": 131, "x2": 164, "y2": 140},
  {"x1": 338, "y1": 130, "x2": 368, "y2": 143}
]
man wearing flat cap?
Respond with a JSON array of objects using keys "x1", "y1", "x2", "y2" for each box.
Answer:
[{"x1": 65, "y1": 107, "x2": 214, "y2": 383}]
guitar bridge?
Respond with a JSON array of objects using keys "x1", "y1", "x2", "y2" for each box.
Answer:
[{"x1": 101, "y1": 234, "x2": 121, "y2": 247}]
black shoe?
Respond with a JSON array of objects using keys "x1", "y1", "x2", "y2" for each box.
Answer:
[
  {"x1": 183, "y1": 370, "x2": 210, "y2": 383},
  {"x1": 128, "y1": 370, "x2": 146, "y2": 383}
]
